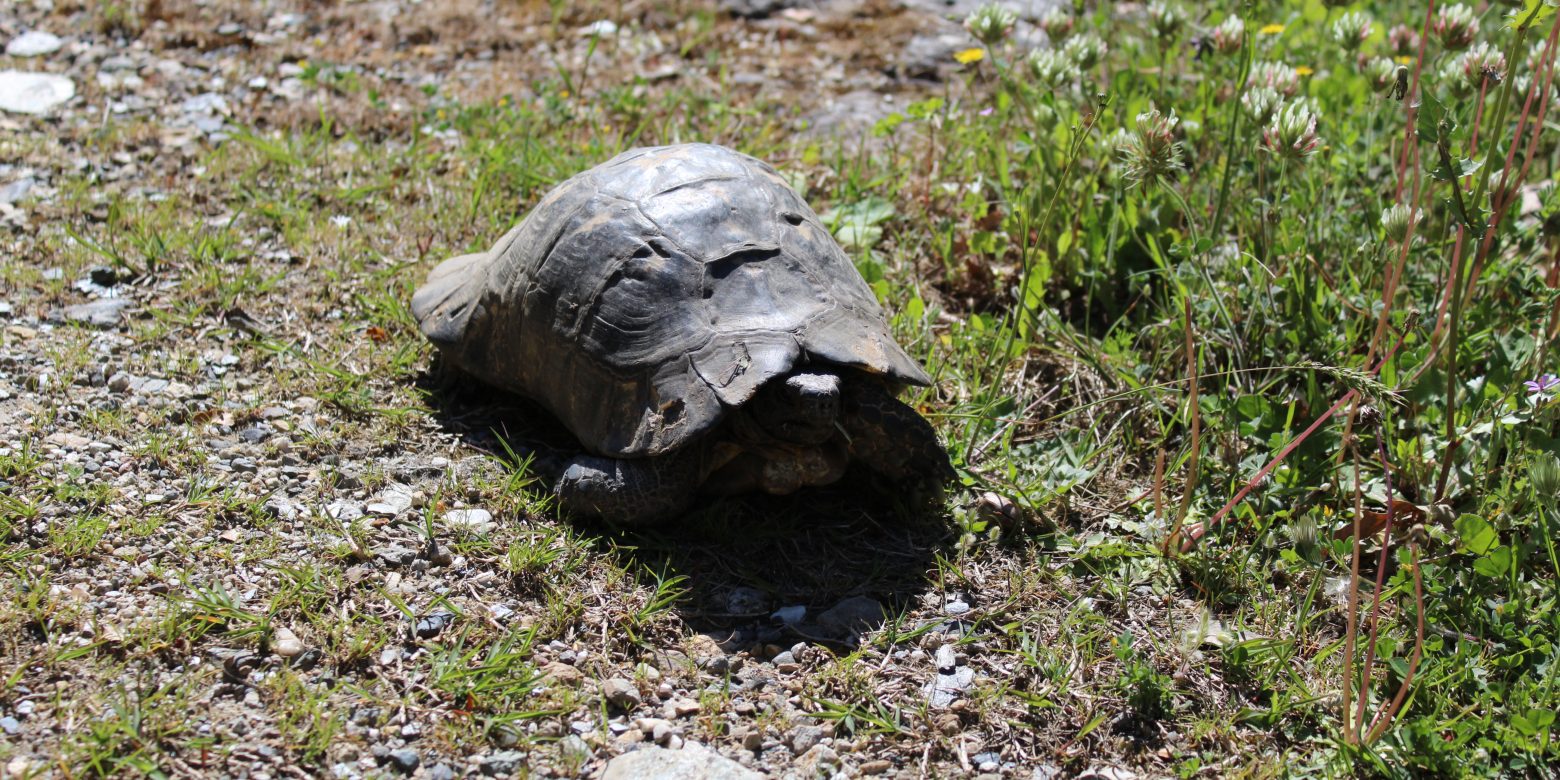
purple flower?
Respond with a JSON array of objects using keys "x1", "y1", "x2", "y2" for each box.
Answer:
[
  {"x1": 979, "y1": 106, "x2": 995, "y2": 117},
  {"x1": 1524, "y1": 374, "x2": 1560, "y2": 393}
]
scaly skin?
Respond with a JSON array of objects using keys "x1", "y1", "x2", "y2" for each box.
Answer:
[
  {"x1": 841, "y1": 378, "x2": 955, "y2": 484},
  {"x1": 548, "y1": 370, "x2": 950, "y2": 524}
]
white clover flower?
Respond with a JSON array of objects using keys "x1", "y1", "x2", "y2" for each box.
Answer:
[
  {"x1": 1210, "y1": 15, "x2": 1244, "y2": 55},
  {"x1": 964, "y1": 4, "x2": 1017, "y2": 46},
  {"x1": 1432, "y1": 4, "x2": 1478, "y2": 51},
  {"x1": 1027, "y1": 48, "x2": 1080, "y2": 90},
  {"x1": 1262, "y1": 100, "x2": 1322, "y2": 161},
  {"x1": 1241, "y1": 86, "x2": 1282, "y2": 124},
  {"x1": 1249, "y1": 61, "x2": 1301, "y2": 96},
  {"x1": 1330, "y1": 12, "x2": 1372, "y2": 52},
  {"x1": 1063, "y1": 33, "x2": 1108, "y2": 70},
  {"x1": 1381, "y1": 203, "x2": 1421, "y2": 242}
]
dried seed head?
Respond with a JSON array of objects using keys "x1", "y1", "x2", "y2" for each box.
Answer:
[
  {"x1": 1210, "y1": 15, "x2": 1244, "y2": 55},
  {"x1": 1357, "y1": 404, "x2": 1382, "y2": 428},
  {"x1": 964, "y1": 3, "x2": 1017, "y2": 47},
  {"x1": 1432, "y1": 4, "x2": 1479, "y2": 51},
  {"x1": 1330, "y1": 12, "x2": 1372, "y2": 52}
]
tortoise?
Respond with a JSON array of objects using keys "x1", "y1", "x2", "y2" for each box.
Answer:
[{"x1": 411, "y1": 143, "x2": 951, "y2": 523}]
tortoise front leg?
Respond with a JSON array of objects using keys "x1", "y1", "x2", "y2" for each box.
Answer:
[
  {"x1": 553, "y1": 447, "x2": 704, "y2": 524},
  {"x1": 842, "y1": 380, "x2": 956, "y2": 485}
]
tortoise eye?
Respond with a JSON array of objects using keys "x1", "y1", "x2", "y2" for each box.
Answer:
[{"x1": 782, "y1": 212, "x2": 804, "y2": 226}]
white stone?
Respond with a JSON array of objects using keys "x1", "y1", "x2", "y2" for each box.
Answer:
[
  {"x1": 601, "y1": 744, "x2": 761, "y2": 780},
  {"x1": 6, "y1": 31, "x2": 63, "y2": 58},
  {"x1": 0, "y1": 71, "x2": 74, "y2": 115}
]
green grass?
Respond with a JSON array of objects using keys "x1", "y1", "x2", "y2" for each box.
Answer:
[{"x1": 3, "y1": 0, "x2": 1560, "y2": 776}]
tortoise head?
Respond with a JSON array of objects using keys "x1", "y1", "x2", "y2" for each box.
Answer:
[{"x1": 745, "y1": 370, "x2": 843, "y2": 446}]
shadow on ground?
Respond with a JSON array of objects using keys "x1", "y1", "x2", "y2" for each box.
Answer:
[{"x1": 418, "y1": 366, "x2": 955, "y2": 648}]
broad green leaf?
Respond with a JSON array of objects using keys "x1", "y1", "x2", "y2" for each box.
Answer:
[
  {"x1": 1428, "y1": 156, "x2": 1482, "y2": 182},
  {"x1": 1473, "y1": 545, "x2": 1511, "y2": 577},
  {"x1": 1456, "y1": 514, "x2": 1497, "y2": 555},
  {"x1": 1415, "y1": 91, "x2": 1450, "y2": 142}
]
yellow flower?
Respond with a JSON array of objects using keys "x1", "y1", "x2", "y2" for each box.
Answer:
[
  {"x1": 560, "y1": 89, "x2": 571, "y2": 98},
  {"x1": 955, "y1": 48, "x2": 986, "y2": 64},
  {"x1": 436, "y1": 108, "x2": 447, "y2": 120},
  {"x1": 1295, "y1": 66, "x2": 1314, "y2": 76},
  {"x1": 1259, "y1": 23, "x2": 1284, "y2": 35},
  {"x1": 1394, "y1": 55, "x2": 1414, "y2": 65}
]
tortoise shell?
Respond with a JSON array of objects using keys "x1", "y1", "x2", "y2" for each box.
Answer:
[{"x1": 411, "y1": 143, "x2": 930, "y2": 458}]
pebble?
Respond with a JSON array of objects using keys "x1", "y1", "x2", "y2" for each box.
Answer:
[
  {"x1": 0, "y1": 716, "x2": 18, "y2": 735},
  {"x1": 541, "y1": 661, "x2": 583, "y2": 686},
  {"x1": 56, "y1": 298, "x2": 132, "y2": 328},
  {"x1": 770, "y1": 605, "x2": 805, "y2": 625},
  {"x1": 0, "y1": 178, "x2": 33, "y2": 203},
  {"x1": 366, "y1": 484, "x2": 415, "y2": 516},
  {"x1": 788, "y1": 725, "x2": 824, "y2": 755},
  {"x1": 6, "y1": 31, "x2": 63, "y2": 58},
  {"x1": 0, "y1": 71, "x2": 75, "y2": 115},
  {"x1": 726, "y1": 586, "x2": 768, "y2": 614},
  {"x1": 600, "y1": 743, "x2": 762, "y2": 780},
  {"x1": 272, "y1": 627, "x2": 304, "y2": 658},
  {"x1": 385, "y1": 748, "x2": 419, "y2": 774},
  {"x1": 414, "y1": 612, "x2": 455, "y2": 639},
  {"x1": 444, "y1": 507, "x2": 494, "y2": 533},
  {"x1": 480, "y1": 751, "x2": 527, "y2": 776},
  {"x1": 603, "y1": 678, "x2": 642, "y2": 710},
  {"x1": 861, "y1": 759, "x2": 892, "y2": 774},
  {"x1": 816, "y1": 595, "x2": 886, "y2": 638}
]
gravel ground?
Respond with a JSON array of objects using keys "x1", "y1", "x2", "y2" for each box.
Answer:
[{"x1": 0, "y1": 1, "x2": 1239, "y2": 778}]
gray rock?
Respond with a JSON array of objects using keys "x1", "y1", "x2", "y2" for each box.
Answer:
[
  {"x1": 601, "y1": 744, "x2": 762, "y2": 780},
  {"x1": 385, "y1": 748, "x2": 419, "y2": 774},
  {"x1": 0, "y1": 716, "x2": 18, "y2": 735},
  {"x1": 816, "y1": 595, "x2": 886, "y2": 638},
  {"x1": 923, "y1": 665, "x2": 975, "y2": 708},
  {"x1": 787, "y1": 725, "x2": 824, "y2": 755},
  {"x1": 414, "y1": 612, "x2": 454, "y2": 639},
  {"x1": 603, "y1": 678, "x2": 643, "y2": 710},
  {"x1": 6, "y1": 32, "x2": 63, "y2": 58},
  {"x1": 180, "y1": 92, "x2": 230, "y2": 116},
  {"x1": 795, "y1": 744, "x2": 841, "y2": 776},
  {"x1": 427, "y1": 764, "x2": 455, "y2": 780},
  {"x1": 770, "y1": 605, "x2": 805, "y2": 625},
  {"x1": 58, "y1": 298, "x2": 132, "y2": 328},
  {"x1": 799, "y1": 90, "x2": 897, "y2": 142},
  {"x1": 480, "y1": 751, "x2": 527, "y2": 776},
  {"x1": 558, "y1": 734, "x2": 590, "y2": 763},
  {"x1": 725, "y1": 587, "x2": 768, "y2": 615},
  {"x1": 366, "y1": 484, "x2": 415, "y2": 516},
  {"x1": 0, "y1": 71, "x2": 75, "y2": 115},
  {"x1": 444, "y1": 507, "x2": 493, "y2": 532},
  {"x1": 0, "y1": 178, "x2": 34, "y2": 203},
  {"x1": 719, "y1": 0, "x2": 792, "y2": 17}
]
